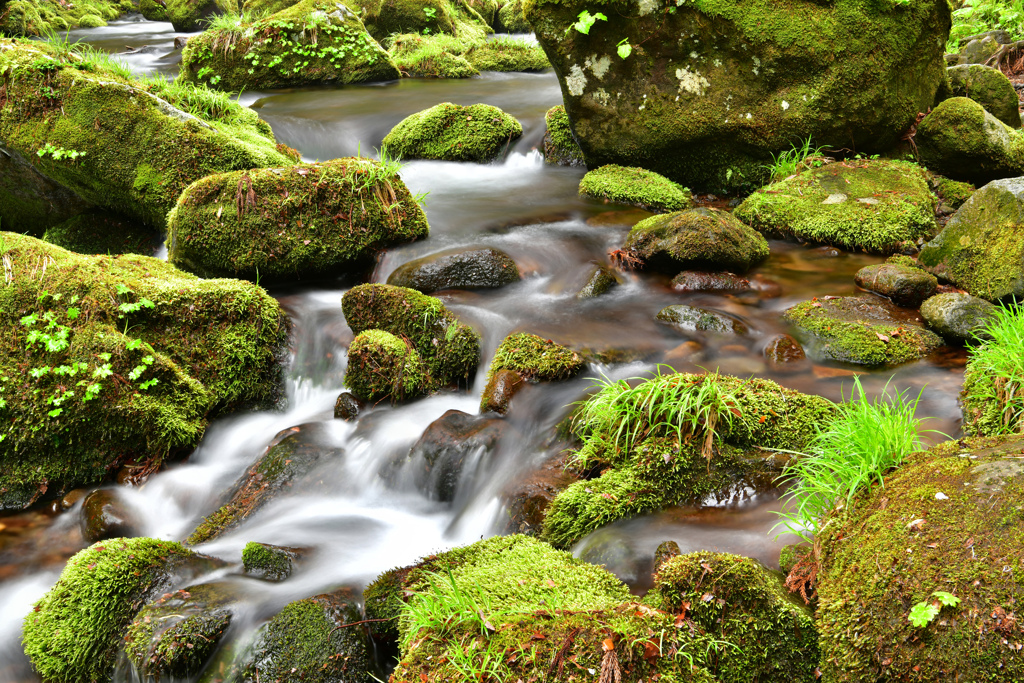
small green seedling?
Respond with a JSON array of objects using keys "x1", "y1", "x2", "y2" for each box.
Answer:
[
  {"x1": 616, "y1": 38, "x2": 632, "y2": 59},
  {"x1": 567, "y1": 9, "x2": 606, "y2": 35},
  {"x1": 909, "y1": 591, "x2": 961, "y2": 627}
]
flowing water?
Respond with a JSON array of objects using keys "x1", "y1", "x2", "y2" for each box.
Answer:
[{"x1": 0, "y1": 18, "x2": 968, "y2": 682}]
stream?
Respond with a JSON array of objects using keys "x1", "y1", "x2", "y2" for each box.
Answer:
[{"x1": 0, "y1": 17, "x2": 968, "y2": 683}]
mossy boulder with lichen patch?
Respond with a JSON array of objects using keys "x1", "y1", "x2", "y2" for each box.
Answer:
[
  {"x1": 22, "y1": 538, "x2": 223, "y2": 683},
  {"x1": 816, "y1": 435, "x2": 1024, "y2": 682},
  {"x1": 917, "y1": 97, "x2": 1024, "y2": 185},
  {"x1": 543, "y1": 104, "x2": 584, "y2": 166},
  {"x1": 524, "y1": 0, "x2": 950, "y2": 192},
  {"x1": 0, "y1": 39, "x2": 295, "y2": 235},
  {"x1": 480, "y1": 332, "x2": 584, "y2": 413},
  {"x1": 382, "y1": 102, "x2": 523, "y2": 162},
  {"x1": 580, "y1": 164, "x2": 692, "y2": 212},
  {"x1": 167, "y1": 158, "x2": 428, "y2": 284},
  {"x1": 0, "y1": 233, "x2": 290, "y2": 511},
  {"x1": 947, "y1": 64, "x2": 1021, "y2": 129},
  {"x1": 734, "y1": 159, "x2": 937, "y2": 255},
  {"x1": 0, "y1": 0, "x2": 131, "y2": 35}
]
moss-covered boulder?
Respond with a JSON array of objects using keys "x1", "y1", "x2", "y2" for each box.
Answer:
[
  {"x1": 920, "y1": 292, "x2": 997, "y2": 344},
  {"x1": 167, "y1": 158, "x2": 428, "y2": 283},
  {"x1": 23, "y1": 538, "x2": 222, "y2": 683},
  {"x1": 917, "y1": 97, "x2": 1024, "y2": 185},
  {"x1": 42, "y1": 212, "x2": 162, "y2": 256},
  {"x1": 622, "y1": 207, "x2": 768, "y2": 275},
  {"x1": 386, "y1": 246, "x2": 520, "y2": 293},
  {"x1": 734, "y1": 159, "x2": 937, "y2": 254},
  {"x1": 180, "y1": 0, "x2": 400, "y2": 91},
  {"x1": 543, "y1": 104, "x2": 584, "y2": 166},
  {"x1": 524, "y1": 0, "x2": 950, "y2": 192},
  {"x1": 919, "y1": 177, "x2": 1024, "y2": 302},
  {"x1": 164, "y1": 0, "x2": 236, "y2": 31},
  {"x1": 579, "y1": 164, "x2": 692, "y2": 212},
  {"x1": 783, "y1": 296, "x2": 942, "y2": 366},
  {"x1": 464, "y1": 36, "x2": 548, "y2": 71},
  {"x1": 387, "y1": 33, "x2": 479, "y2": 78},
  {"x1": 356, "y1": 0, "x2": 490, "y2": 42},
  {"x1": 947, "y1": 64, "x2": 1021, "y2": 129},
  {"x1": 139, "y1": 0, "x2": 171, "y2": 21},
  {"x1": 934, "y1": 175, "x2": 975, "y2": 210},
  {"x1": 542, "y1": 372, "x2": 835, "y2": 548},
  {"x1": 480, "y1": 332, "x2": 584, "y2": 413},
  {"x1": 854, "y1": 261, "x2": 938, "y2": 308},
  {"x1": 342, "y1": 284, "x2": 480, "y2": 402},
  {"x1": 0, "y1": 0, "x2": 131, "y2": 35},
  {"x1": 345, "y1": 329, "x2": 431, "y2": 401},
  {"x1": 816, "y1": 435, "x2": 1024, "y2": 681},
  {"x1": 0, "y1": 40, "x2": 295, "y2": 235},
  {"x1": 242, "y1": 541, "x2": 304, "y2": 581},
  {"x1": 497, "y1": 0, "x2": 528, "y2": 32},
  {"x1": 382, "y1": 102, "x2": 522, "y2": 162},
  {"x1": 0, "y1": 233, "x2": 289, "y2": 510},
  {"x1": 646, "y1": 552, "x2": 818, "y2": 682}
]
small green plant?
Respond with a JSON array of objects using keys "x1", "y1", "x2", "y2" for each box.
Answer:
[
  {"x1": 909, "y1": 591, "x2": 961, "y2": 627},
  {"x1": 423, "y1": 6, "x2": 437, "y2": 18},
  {"x1": 966, "y1": 304, "x2": 1024, "y2": 433},
  {"x1": 762, "y1": 136, "x2": 825, "y2": 183},
  {"x1": 400, "y1": 571, "x2": 500, "y2": 650},
  {"x1": 616, "y1": 38, "x2": 632, "y2": 59},
  {"x1": 947, "y1": 0, "x2": 1024, "y2": 53},
  {"x1": 566, "y1": 9, "x2": 607, "y2": 35},
  {"x1": 37, "y1": 144, "x2": 86, "y2": 161}
]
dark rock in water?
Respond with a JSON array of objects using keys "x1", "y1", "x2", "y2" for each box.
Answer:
[
  {"x1": 854, "y1": 263, "x2": 938, "y2": 307},
  {"x1": 479, "y1": 368, "x2": 525, "y2": 415},
  {"x1": 653, "y1": 540, "x2": 682, "y2": 574},
  {"x1": 920, "y1": 292, "x2": 997, "y2": 343},
  {"x1": 763, "y1": 334, "x2": 806, "y2": 372},
  {"x1": 542, "y1": 105, "x2": 584, "y2": 167},
  {"x1": 242, "y1": 541, "x2": 307, "y2": 581},
  {"x1": 410, "y1": 409, "x2": 510, "y2": 502},
  {"x1": 334, "y1": 391, "x2": 365, "y2": 421},
  {"x1": 502, "y1": 451, "x2": 579, "y2": 535},
  {"x1": 917, "y1": 98, "x2": 1024, "y2": 185},
  {"x1": 480, "y1": 333, "x2": 584, "y2": 414},
  {"x1": 577, "y1": 263, "x2": 622, "y2": 298},
  {"x1": 387, "y1": 246, "x2": 520, "y2": 293},
  {"x1": 382, "y1": 102, "x2": 523, "y2": 163},
  {"x1": 656, "y1": 304, "x2": 748, "y2": 335},
  {"x1": 947, "y1": 64, "x2": 1021, "y2": 129},
  {"x1": 187, "y1": 423, "x2": 343, "y2": 545},
  {"x1": 671, "y1": 270, "x2": 751, "y2": 293},
  {"x1": 80, "y1": 489, "x2": 142, "y2": 543},
  {"x1": 0, "y1": 147, "x2": 95, "y2": 235}
]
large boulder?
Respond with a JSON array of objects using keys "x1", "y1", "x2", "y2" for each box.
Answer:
[
  {"x1": 919, "y1": 177, "x2": 1024, "y2": 301},
  {"x1": 163, "y1": 0, "x2": 235, "y2": 31},
  {"x1": 167, "y1": 159, "x2": 428, "y2": 283},
  {"x1": 734, "y1": 160, "x2": 937, "y2": 255},
  {"x1": 0, "y1": 233, "x2": 290, "y2": 510},
  {"x1": 180, "y1": 0, "x2": 401, "y2": 91},
  {"x1": 524, "y1": 0, "x2": 951, "y2": 191},
  {"x1": 947, "y1": 64, "x2": 1021, "y2": 129},
  {"x1": 0, "y1": 39, "x2": 296, "y2": 234},
  {"x1": 382, "y1": 102, "x2": 523, "y2": 162},
  {"x1": 579, "y1": 164, "x2": 693, "y2": 212},
  {"x1": 386, "y1": 246, "x2": 520, "y2": 293},
  {"x1": 816, "y1": 436, "x2": 1024, "y2": 682},
  {"x1": 917, "y1": 97, "x2": 1024, "y2": 185}
]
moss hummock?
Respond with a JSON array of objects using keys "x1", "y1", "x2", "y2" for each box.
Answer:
[
  {"x1": 388, "y1": 33, "x2": 480, "y2": 78},
  {"x1": 497, "y1": 0, "x2": 529, "y2": 32},
  {"x1": 935, "y1": 176, "x2": 975, "y2": 209},
  {"x1": 242, "y1": 541, "x2": 300, "y2": 581},
  {"x1": 464, "y1": 36, "x2": 548, "y2": 71},
  {"x1": 0, "y1": 0, "x2": 131, "y2": 34},
  {"x1": 734, "y1": 159, "x2": 937, "y2": 254},
  {"x1": 346, "y1": 329, "x2": 430, "y2": 401},
  {"x1": 487, "y1": 332, "x2": 584, "y2": 382},
  {"x1": 917, "y1": 97, "x2": 1024, "y2": 185},
  {"x1": 382, "y1": 102, "x2": 523, "y2": 162},
  {"x1": 543, "y1": 104, "x2": 584, "y2": 166},
  {"x1": 163, "y1": 0, "x2": 236, "y2": 31},
  {"x1": 167, "y1": 158, "x2": 428, "y2": 283},
  {"x1": 947, "y1": 64, "x2": 1021, "y2": 129},
  {"x1": 579, "y1": 164, "x2": 693, "y2": 212}
]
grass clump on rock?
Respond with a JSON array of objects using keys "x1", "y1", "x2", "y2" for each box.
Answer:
[
  {"x1": 579, "y1": 164, "x2": 693, "y2": 212},
  {"x1": 962, "y1": 304, "x2": 1024, "y2": 437},
  {"x1": 382, "y1": 102, "x2": 523, "y2": 162}
]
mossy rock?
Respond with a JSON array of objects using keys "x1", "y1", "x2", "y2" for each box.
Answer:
[
  {"x1": 464, "y1": 36, "x2": 548, "y2": 71},
  {"x1": 580, "y1": 164, "x2": 693, "y2": 212},
  {"x1": 241, "y1": 0, "x2": 303, "y2": 15},
  {"x1": 543, "y1": 104, "x2": 584, "y2": 166},
  {"x1": 524, "y1": 0, "x2": 950, "y2": 192},
  {"x1": 43, "y1": 211, "x2": 163, "y2": 256},
  {"x1": 139, "y1": 0, "x2": 171, "y2": 21},
  {"x1": 242, "y1": 541, "x2": 303, "y2": 581},
  {"x1": 920, "y1": 292, "x2": 997, "y2": 345},
  {"x1": 345, "y1": 329, "x2": 431, "y2": 402},
  {"x1": 734, "y1": 159, "x2": 937, "y2": 255},
  {"x1": 935, "y1": 176, "x2": 975, "y2": 209},
  {"x1": 0, "y1": 233, "x2": 289, "y2": 510},
  {"x1": 355, "y1": 0, "x2": 490, "y2": 42},
  {"x1": 387, "y1": 33, "x2": 480, "y2": 78},
  {"x1": 783, "y1": 296, "x2": 942, "y2": 366},
  {"x1": 918, "y1": 177, "x2": 1024, "y2": 302},
  {"x1": 645, "y1": 552, "x2": 818, "y2": 682},
  {"x1": 382, "y1": 102, "x2": 523, "y2": 162},
  {"x1": 0, "y1": 0, "x2": 129, "y2": 34},
  {"x1": 386, "y1": 246, "x2": 520, "y2": 293},
  {"x1": 486, "y1": 332, "x2": 584, "y2": 382},
  {"x1": 0, "y1": 39, "x2": 294, "y2": 234},
  {"x1": 180, "y1": 0, "x2": 399, "y2": 91},
  {"x1": 917, "y1": 97, "x2": 1024, "y2": 185},
  {"x1": 816, "y1": 435, "x2": 1024, "y2": 681},
  {"x1": 577, "y1": 263, "x2": 621, "y2": 298},
  {"x1": 623, "y1": 207, "x2": 769, "y2": 275},
  {"x1": 853, "y1": 262, "x2": 937, "y2": 308},
  {"x1": 947, "y1": 64, "x2": 1021, "y2": 129},
  {"x1": 167, "y1": 158, "x2": 428, "y2": 283},
  {"x1": 23, "y1": 538, "x2": 223, "y2": 683},
  {"x1": 497, "y1": 0, "x2": 529, "y2": 32},
  {"x1": 164, "y1": 0, "x2": 236, "y2": 31}
]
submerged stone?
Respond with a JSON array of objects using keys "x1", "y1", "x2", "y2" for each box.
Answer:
[
  {"x1": 763, "y1": 333, "x2": 806, "y2": 371},
  {"x1": 409, "y1": 409, "x2": 510, "y2": 501},
  {"x1": 671, "y1": 270, "x2": 752, "y2": 293},
  {"x1": 623, "y1": 208, "x2": 769, "y2": 274},
  {"x1": 382, "y1": 102, "x2": 523, "y2": 162},
  {"x1": 854, "y1": 262, "x2": 938, "y2": 307},
  {"x1": 656, "y1": 304, "x2": 748, "y2": 335},
  {"x1": 387, "y1": 246, "x2": 520, "y2": 293},
  {"x1": 920, "y1": 292, "x2": 997, "y2": 344},
  {"x1": 80, "y1": 489, "x2": 142, "y2": 543},
  {"x1": 242, "y1": 541, "x2": 306, "y2": 581},
  {"x1": 579, "y1": 164, "x2": 693, "y2": 212},
  {"x1": 917, "y1": 98, "x2": 1024, "y2": 185}
]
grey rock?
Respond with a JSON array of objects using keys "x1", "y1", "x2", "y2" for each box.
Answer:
[
  {"x1": 854, "y1": 263, "x2": 938, "y2": 307},
  {"x1": 656, "y1": 304, "x2": 748, "y2": 335},
  {"x1": 920, "y1": 292, "x2": 997, "y2": 343}
]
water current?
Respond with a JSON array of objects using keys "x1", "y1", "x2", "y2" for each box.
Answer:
[{"x1": 0, "y1": 17, "x2": 969, "y2": 682}]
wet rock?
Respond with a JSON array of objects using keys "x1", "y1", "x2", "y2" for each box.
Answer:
[
  {"x1": 664, "y1": 340, "x2": 703, "y2": 364},
  {"x1": 653, "y1": 540, "x2": 681, "y2": 573},
  {"x1": 576, "y1": 263, "x2": 622, "y2": 298},
  {"x1": 656, "y1": 304, "x2": 748, "y2": 335},
  {"x1": 919, "y1": 177, "x2": 1024, "y2": 301},
  {"x1": 623, "y1": 208, "x2": 769, "y2": 274},
  {"x1": 671, "y1": 270, "x2": 751, "y2": 293},
  {"x1": 735, "y1": 159, "x2": 937, "y2": 254},
  {"x1": 80, "y1": 490, "x2": 142, "y2": 543},
  {"x1": 854, "y1": 263, "x2": 938, "y2": 307},
  {"x1": 410, "y1": 410, "x2": 510, "y2": 501},
  {"x1": 783, "y1": 296, "x2": 942, "y2": 366},
  {"x1": 187, "y1": 424, "x2": 343, "y2": 544},
  {"x1": 480, "y1": 333, "x2": 584, "y2": 414},
  {"x1": 542, "y1": 104, "x2": 584, "y2": 166},
  {"x1": 382, "y1": 102, "x2": 523, "y2": 163},
  {"x1": 502, "y1": 452, "x2": 579, "y2": 535},
  {"x1": 917, "y1": 98, "x2": 1024, "y2": 185},
  {"x1": 242, "y1": 541, "x2": 306, "y2": 581},
  {"x1": 947, "y1": 64, "x2": 1021, "y2": 129},
  {"x1": 920, "y1": 292, "x2": 997, "y2": 344},
  {"x1": 334, "y1": 391, "x2": 364, "y2": 420},
  {"x1": 479, "y1": 368, "x2": 524, "y2": 415},
  {"x1": 387, "y1": 246, "x2": 520, "y2": 293},
  {"x1": 763, "y1": 334, "x2": 806, "y2": 372},
  {"x1": 955, "y1": 33, "x2": 1003, "y2": 65},
  {"x1": 60, "y1": 488, "x2": 88, "y2": 511},
  {"x1": 579, "y1": 165, "x2": 693, "y2": 212}
]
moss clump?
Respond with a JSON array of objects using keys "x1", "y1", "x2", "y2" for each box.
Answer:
[
  {"x1": 167, "y1": 158, "x2": 428, "y2": 283},
  {"x1": 357, "y1": 0, "x2": 490, "y2": 42},
  {"x1": 0, "y1": 0, "x2": 131, "y2": 34},
  {"x1": 22, "y1": 538, "x2": 218, "y2": 683},
  {"x1": 947, "y1": 63, "x2": 1021, "y2": 129},
  {"x1": 139, "y1": 0, "x2": 171, "y2": 21},
  {"x1": 0, "y1": 39, "x2": 294, "y2": 234},
  {"x1": 497, "y1": 0, "x2": 529, "y2": 31},
  {"x1": 783, "y1": 296, "x2": 942, "y2": 366},
  {"x1": 816, "y1": 436, "x2": 1024, "y2": 681},
  {"x1": 345, "y1": 329, "x2": 430, "y2": 401},
  {"x1": 388, "y1": 33, "x2": 480, "y2": 77},
  {"x1": 242, "y1": 541, "x2": 298, "y2": 580},
  {"x1": 179, "y1": 0, "x2": 400, "y2": 91},
  {"x1": 580, "y1": 164, "x2": 693, "y2": 212},
  {"x1": 935, "y1": 176, "x2": 975, "y2": 209},
  {"x1": 164, "y1": 0, "x2": 236, "y2": 31},
  {"x1": 382, "y1": 102, "x2": 523, "y2": 162},
  {"x1": 42, "y1": 212, "x2": 162, "y2": 256},
  {"x1": 645, "y1": 552, "x2": 818, "y2": 682},
  {"x1": 917, "y1": 97, "x2": 1024, "y2": 185},
  {"x1": 487, "y1": 332, "x2": 584, "y2": 382},
  {"x1": 0, "y1": 233, "x2": 290, "y2": 510},
  {"x1": 734, "y1": 159, "x2": 936, "y2": 255},
  {"x1": 464, "y1": 36, "x2": 548, "y2": 71},
  {"x1": 543, "y1": 104, "x2": 584, "y2": 166}
]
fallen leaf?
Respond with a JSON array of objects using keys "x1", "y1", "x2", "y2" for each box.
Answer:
[
  {"x1": 602, "y1": 638, "x2": 615, "y2": 652},
  {"x1": 876, "y1": 333, "x2": 890, "y2": 342}
]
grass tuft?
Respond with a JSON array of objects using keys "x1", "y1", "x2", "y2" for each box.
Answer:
[
  {"x1": 964, "y1": 303, "x2": 1024, "y2": 433},
  {"x1": 762, "y1": 136, "x2": 827, "y2": 183}
]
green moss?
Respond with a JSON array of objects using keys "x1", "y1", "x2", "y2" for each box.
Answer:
[
  {"x1": 0, "y1": 233, "x2": 290, "y2": 510},
  {"x1": 22, "y1": 538, "x2": 216, "y2": 683},
  {"x1": 164, "y1": 0, "x2": 237, "y2": 31},
  {"x1": 543, "y1": 104, "x2": 584, "y2": 166},
  {"x1": 356, "y1": 0, "x2": 490, "y2": 42},
  {"x1": 487, "y1": 332, "x2": 584, "y2": 382},
  {"x1": 917, "y1": 97, "x2": 1024, "y2": 185},
  {"x1": 0, "y1": 0, "x2": 129, "y2": 34},
  {"x1": 345, "y1": 329, "x2": 430, "y2": 402},
  {"x1": 935, "y1": 176, "x2": 975, "y2": 209},
  {"x1": 42, "y1": 212, "x2": 162, "y2": 256},
  {"x1": 382, "y1": 102, "x2": 523, "y2": 162},
  {"x1": 947, "y1": 63, "x2": 1021, "y2": 129},
  {"x1": 387, "y1": 32, "x2": 480, "y2": 77},
  {"x1": 139, "y1": 0, "x2": 171, "y2": 21},
  {"x1": 497, "y1": 0, "x2": 529, "y2": 31},
  {"x1": 464, "y1": 36, "x2": 548, "y2": 71},
  {"x1": 734, "y1": 159, "x2": 936, "y2": 255},
  {"x1": 579, "y1": 164, "x2": 693, "y2": 212},
  {"x1": 242, "y1": 541, "x2": 295, "y2": 580},
  {"x1": 167, "y1": 158, "x2": 428, "y2": 283}
]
